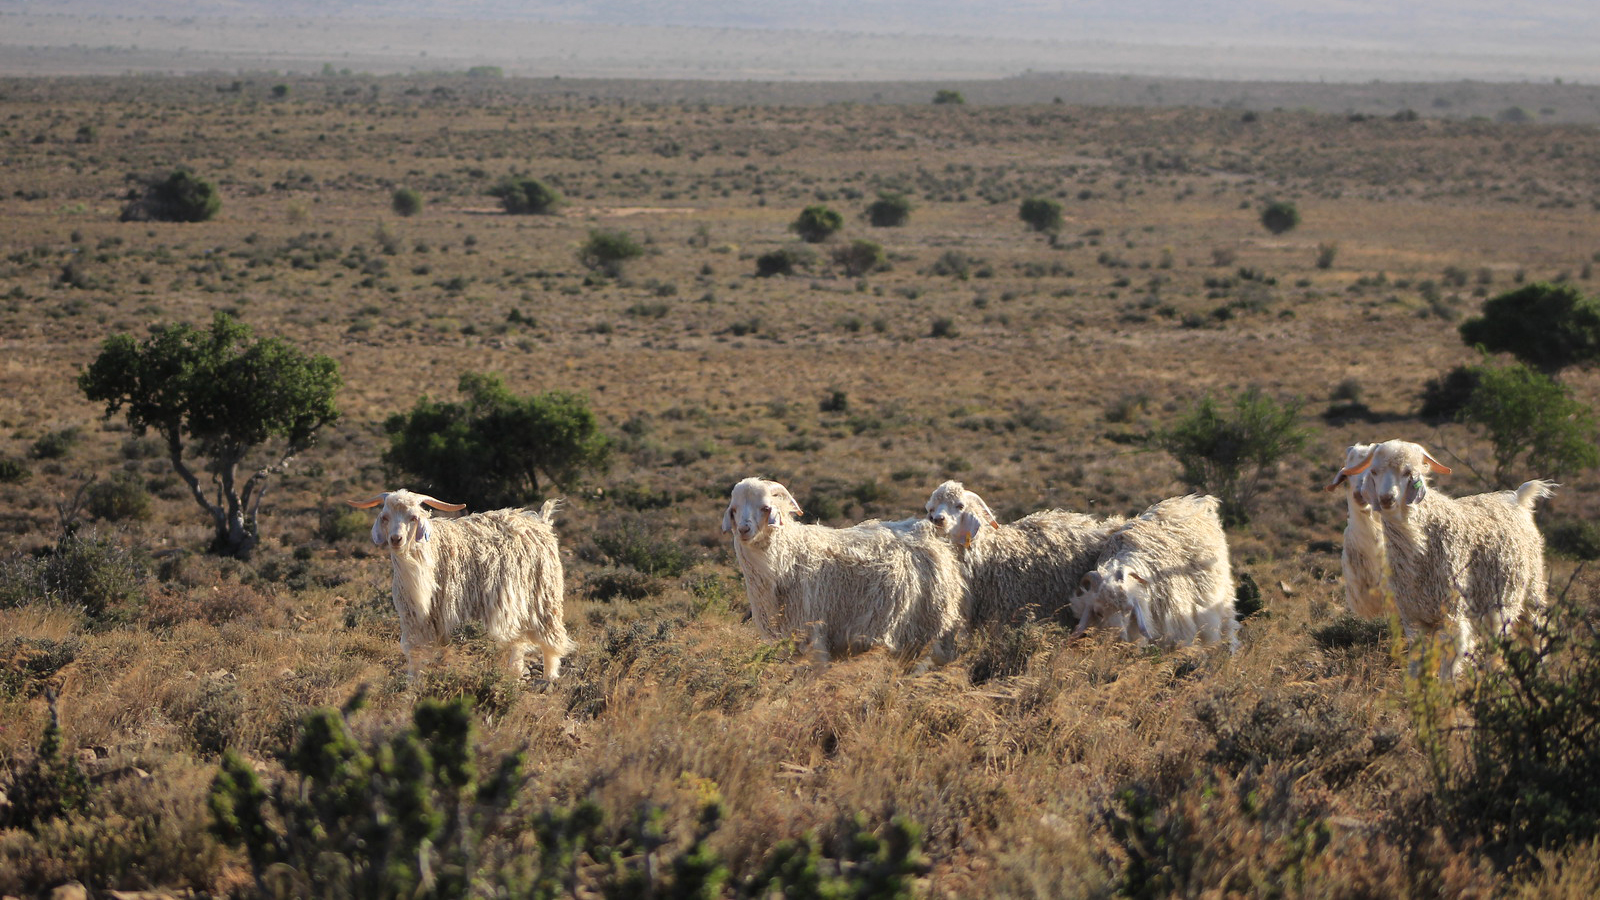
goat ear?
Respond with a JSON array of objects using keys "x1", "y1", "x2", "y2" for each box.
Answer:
[
  {"x1": 969, "y1": 493, "x2": 999, "y2": 528},
  {"x1": 770, "y1": 484, "x2": 803, "y2": 519},
  {"x1": 721, "y1": 505, "x2": 734, "y2": 533},
  {"x1": 370, "y1": 516, "x2": 385, "y2": 547},
  {"x1": 415, "y1": 516, "x2": 432, "y2": 543},
  {"x1": 1127, "y1": 591, "x2": 1155, "y2": 641},
  {"x1": 1422, "y1": 451, "x2": 1452, "y2": 475},
  {"x1": 951, "y1": 510, "x2": 982, "y2": 548},
  {"x1": 1340, "y1": 445, "x2": 1378, "y2": 477},
  {"x1": 1323, "y1": 470, "x2": 1348, "y2": 492},
  {"x1": 1405, "y1": 476, "x2": 1428, "y2": 506}
]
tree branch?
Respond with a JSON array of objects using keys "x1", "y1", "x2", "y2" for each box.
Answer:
[{"x1": 168, "y1": 433, "x2": 224, "y2": 528}]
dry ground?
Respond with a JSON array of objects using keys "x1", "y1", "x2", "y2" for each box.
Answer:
[{"x1": 1, "y1": 74, "x2": 1600, "y2": 896}]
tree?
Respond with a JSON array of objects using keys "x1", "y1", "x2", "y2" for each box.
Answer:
[
  {"x1": 833, "y1": 239, "x2": 886, "y2": 277},
  {"x1": 489, "y1": 176, "x2": 561, "y2": 215},
  {"x1": 384, "y1": 372, "x2": 611, "y2": 510},
  {"x1": 1459, "y1": 282, "x2": 1600, "y2": 374},
  {"x1": 1018, "y1": 197, "x2": 1063, "y2": 234},
  {"x1": 577, "y1": 228, "x2": 645, "y2": 277},
  {"x1": 79, "y1": 312, "x2": 341, "y2": 558},
  {"x1": 1260, "y1": 200, "x2": 1300, "y2": 235},
  {"x1": 791, "y1": 205, "x2": 843, "y2": 243},
  {"x1": 1458, "y1": 362, "x2": 1600, "y2": 487},
  {"x1": 1153, "y1": 388, "x2": 1309, "y2": 525},
  {"x1": 390, "y1": 187, "x2": 423, "y2": 217},
  {"x1": 120, "y1": 169, "x2": 221, "y2": 223},
  {"x1": 932, "y1": 89, "x2": 966, "y2": 105},
  {"x1": 865, "y1": 192, "x2": 912, "y2": 228}
]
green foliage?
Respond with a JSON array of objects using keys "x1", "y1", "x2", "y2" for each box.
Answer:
[
  {"x1": 746, "y1": 814, "x2": 927, "y2": 899},
  {"x1": 1459, "y1": 282, "x2": 1600, "y2": 373},
  {"x1": 833, "y1": 239, "x2": 886, "y2": 277},
  {"x1": 78, "y1": 312, "x2": 341, "y2": 558},
  {"x1": 1153, "y1": 388, "x2": 1310, "y2": 525},
  {"x1": 383, "y1": 371, "x2": 611, "y2": 509},
  {"x1": 85, "y1": 473, "x2": 153, "y2": 522},
  {"x1": 121, "y1": 169, "x2": 221, "y2": 223},
  {"x1": 932, "y1": 89, "x2": 966, "y2": 105},
  {"x1": 0, "y1": 457, "x2": 29, "y2": 483},
  {"x1": 792, "y1": 205, "x2": 844, "y2": 243},
  {"x1": 390, "y1": 186, "x2": 423, "y2": 217},
  {"x1": 489, "y1": 176, "x2": 562, "y2": 215},
  {"x1": 0, "y1": 532, "x2": 147, "y2": 621},
  {"x1": 0, "y1": 694, "x2": 93, "y2": 832},
  {"x1": 1018, "y1": 197, "x2": 1063, "y2": 233},
  {"x1": 29, "y1": 426, "x2": 81, "y2": 460},
  {"x1": 1418, "y1": 364, "x2": 1482, "y2": 422},
  {"x1": 1260, "y1": 200, "x2": 1300, "y2": 235},
  {"x1": 1419, "y1": 596, "x2": 1600, "y2": 865},
  {"x1": 579, "y1": 228, "x2": 646, "y2": 276},
  {"x1": 1457, "y1": 361, "x2": 1600, "y2": 486},
  {"x1": 864, "y1": 192, "x2": 912, "y2": 228},
  {"x1": 1546, "y1": 519, "x2": 1600, "y2": 561},
  {"x1": 592, "y1": 518, "x2": 697, "y2": 578},
  {"x1": 1315, "y1": 241, "x2": 1338, "y2": 269},
  {"x1": 755, "y1": 247, "x2": 813, "y2": 277},
  {"x1": 317, "y1": 505, "x2": 371, "y2": 543}
]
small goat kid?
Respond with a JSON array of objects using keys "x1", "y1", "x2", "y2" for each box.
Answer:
[
  {"x1": 349, "y1": 489, "x2": 574, "y2": 681},
  {"x1": 1323, "y1": 443, "x2": 1386, "y2": 619}
]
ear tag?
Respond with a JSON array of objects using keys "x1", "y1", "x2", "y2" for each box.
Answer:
[{"x1": 1412, "y1": 477, "x2": 1425, "y2": 500}]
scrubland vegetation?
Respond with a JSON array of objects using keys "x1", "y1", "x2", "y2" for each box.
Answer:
[{"x1": 3, "y1": 72, "x2": 1600, "y2": 896}]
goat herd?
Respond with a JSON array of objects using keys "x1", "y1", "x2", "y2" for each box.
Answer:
[{"x1": 348, "y1": 438, "x2": 1556, "y2": 683}]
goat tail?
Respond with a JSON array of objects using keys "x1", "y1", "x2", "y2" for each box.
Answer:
[
  {"x1": 530, "y1": 498, "x2": 562, "y2": 523},
  {"x1": 1513, "y1": 479, "x2": 1558, "y2": 511}
]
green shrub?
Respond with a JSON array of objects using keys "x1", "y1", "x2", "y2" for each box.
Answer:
[
  {"x1": 489, "y1": 176, "x2": 562, "y2": 215},
  {"x1": 865, "y1": 192, "x2": 912, "y2": 227},
  {"x1": 1460, "y1": 361, "x2": 1600, "y2": 486},
  {"x1": 833, "y1": 238, "x2": 886, "y2": 277},
  {"x1": 0, "y1": 457, "x2": 29, "y2": 483},
  {"x1": 390, "y1": 186, "x2": 423, "y2": 217},
  {"x1": 29, "y1": 426, "x2": 81, "y2": 460},
  {"x1": 791, "y1": 204, "x2": 844, "y2": 243},
  {"x1": 1018, "y1": 197, "x2": 1063, "y2": 233},
  {"x1": 755, "y1": 247, "x2": 812, "y2": 277},
  {"x1": 121, "y1": 169, "x2": 221, "y2": 223},
  {"x1": 1418, "y1": 364, "x2": 1482, "y2": 422},
  {"x1": 1459, "y1": 282, "x2": 1600, "y2": 373},
  {"x1": 85, "y1": 473, "x2": 153, "y2": 522},
  {"x1": 1152, "y1": 388, "x2": 1309, "y2": 525},
  {"x1": 317, "y1": 505, "x2": 371, "y2": 543},
  {"x1": 1545, "y1": 519, "x2": 1600, "y2": 561},
  {"x1": 384, "y1": 372, "x2": 610, "y2": 509},
  {"x1": 578, "y1": 228, "x2": 645, "y2": 277},
  {"x1": 592, "y1": 518, "x2": 697, "y2": 578},
  {"x1": 1, "y1": 695, "x2": 92, "y2": 832},
  {"x1": 932, "y1": 89, "x2": 966, "y2": 105},
  {"x1": 1260, "y1": 200, "x2": 1300, "y2": 235},
  {"x1": 1315, "y1": 242, "x2": 1338, "y2": 269}
]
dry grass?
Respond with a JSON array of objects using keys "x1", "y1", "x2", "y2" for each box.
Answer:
[{"x1": 0, "y1": 73, "x2": 1598, "y2": 895}]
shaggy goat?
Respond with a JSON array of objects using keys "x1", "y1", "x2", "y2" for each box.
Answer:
[
  {"x1": 924, "y1": 480, "x2": 1123, "y2": 629},
  {"x1": 349, "y1": 489, "x2": 575, "y2": 681},
  {"x1": 1324, "y1": 442, "x2": 1386, "y2": 618},
  {"x1": 723, "y1": 477, "x2": 965, "y2": 665},
  {"x1": 1070, "y1": 494, "x2": 1238, "y2": 651},
  {"x1": 1338, "y1": 439, "x2": 1553, "y2": 675}
]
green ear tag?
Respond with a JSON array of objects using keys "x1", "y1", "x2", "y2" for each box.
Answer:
[{"x1": 1411, "y1": 477, "x2": 1424, "y2": 495}]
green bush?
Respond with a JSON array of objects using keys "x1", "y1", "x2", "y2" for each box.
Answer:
[
  {"x1": 1, "y1": 696, "x2": 92, "y2": 833},
  {"x1": 833, "y1": 238, "x2": 886, "y2": 277},
  {"x1": 865, "y1": 192, "x2": 913, "y2": 227},
  {"x1": 1260, "y1": 200, "x2": 1300, "y2": 235},
  {"x1": 755, "y1": 247, "x2": 813, "y2": 277},
  {"x1": 384, "y1": 372, "x2": 611, "y2": 510},
  {"x1": 1152, "y1": 388, "x2": 1309, "y2": 525},
  {"x1": 28, "y1": 426, "x2": 80, "y2": 460},
  {"x1": 1459, "y1": 282, "x2": 1600, "y2": 373},
  {"x1": 121, "y1": 169, "x2": 222, "y2": 223},
  {"x1": 1459, "y1": 361, "x2": 1600, "y2": 486},
  {"x1": 0, "y1": 457, "x2": 29, "y2": 483},
  {"x1": 932, "y1": 89, "x2": 966, "y2": 105},
  {"x1": 1418, "y1": 364, "x2": 1482, "y2": 422},
  {"x1": 489, "y1": 176, "x2": 561, "y2": 215},
  {"x1": 791, "y1": 205, "x2": 844, "y2": 243},
  {"x1": 578, "y1": 228, "x2": 645, "y2": 277},
  {"x1": 390, "y1": 186, "x2": 423, "y2": 217},
  {"x1": 317, "y1": 505, "x2": 371, "y2": 543},
  {"x1": 86, "y1": 473, "x2": 153, "y2": 522},
  {"x1": 1018, "y1": 197, "x2": 1063, "y2": 233},
  {"x1": 592, "y1": 518, "x2": 697, "y2": 578}
]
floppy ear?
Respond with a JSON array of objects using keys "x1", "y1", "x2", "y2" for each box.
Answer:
[
  {"x1": 1127, "y1": 590, "x2": 1155, "y2": 641},
  {"x1": 370, "y1": 515, "x2": 386, "y2": 547},
  {"x1": 415, "y1": 515, "x2": 432, "y2": 543},
  {"x1": 1340, "y1": 445, "x2": 1378, "y2": 477},
  {"x1": 769, "y1": 483, "x2": 803, "y2": 519},
  {"x1": 1323, "y1": 470, "x2": 1348, "y2": 492},
  {"x1": 968, "y1": 493, "x2": 999, "y2": 528},
  {"x1": 951, "y1": 509, "x2": 983, "y2": 548},
  {"x1": 1404, "y1": 476, "x2": 1428, "y2": 506},
  {"x1": 721, "y1": 504, "x2": 734, "y2": 534}
]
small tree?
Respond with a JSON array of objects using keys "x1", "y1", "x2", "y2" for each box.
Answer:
[
  {"x1": 1018, "y1": 197, "x2": 1063, "y2": 234},
  {"x1": 1153, "y1": 388, "x2": 1309, "y2": 525},
  {"x1": 79, "y1": 312, "x2": 341, "y2": 558},
  {"x1": 384, "y1": 372, "x2": 610, "y2": 510},
  {"x1": 1260, "y1": 200, "x2": 1300, "y2": 235},
  {"x1": 390, "y1": 187, "x2": 423, "y2": 217},
  {"x1": 121, "y1": 169, "x2": 221, "y2": 223},
  {"x1": 1458, "y1": 282, "x2": 1600, "y2": 374},
  {"x1": 865, "y1": 192, "x2": 912, "y2": 228},
  {"x1": 791, "y1": 205, "x2": 843, "y2": 243},
  {"x1": 833, "y1": 239, "x2": 886, "y2": 277},
  {"x1": 577, "y1": 228, "x2": 645, "y2": 277},
  {"x1": 932, "y1": 89, "x2": 966, "y2": 105},
  {"x1": 1459, "y1": 362, "x2": 1600, "y2": 487},
  {"x1": 489, "y1": 176, "x2": 561, "y2": 215}
]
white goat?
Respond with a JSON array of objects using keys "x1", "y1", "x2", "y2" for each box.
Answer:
[
  {"x1": 1323, "y1": 442, "x2": 1386, "y2": 618},
  {"x1": 1337, "y1": 440, "x2": 1553, "y2": 675},
  {"x1": 1070, "y1": 494, "x2": 1238, "y2": 651},
  {"x1": 723, "y1": 477, "x2": 965, "y2": 665},
  {"x1": 924, "y1": 480, "x2": 1123, "y2": 630},
  {"x1": 349, "y1": 489, "x2": 575, "y2": 681}
]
